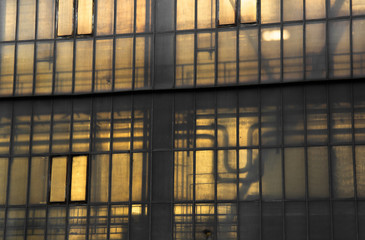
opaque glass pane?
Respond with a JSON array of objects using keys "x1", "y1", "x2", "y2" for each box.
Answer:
[
  {"x1": 58, "y1": 0, "x2": 73, "y2": 36},
  {"x1": 55, "y1": 41, "x2": 73, "y2": 93},
  {"x1": 18, "y1": 0, "x2": 36, "y2": 40},
  {"x1": 353, "y1": 0, "x2": 365, "y2": 15},
  {"x1": 134, "y1": 36, "x2": 152, "y2": 89},
  {"x1": 9, "y1": 158, "x2": 28, "y2": 205},
  {"x1": 177, "y1": 0, "x2": 195, "y2": 30},
  {"x1": 331, "y1": 146, "x2": 354, "y2": 199},
  {"x1": 284, "y1": 148, "x2": 305, "y2": 199},
  {"x1": 217, "y1": 150, "x2": 236, "y2": 200},
  {"x1": 72, "y1": 99, "x2": 91, "y2": 152},
  {"x1": 136, "y1": 0, "x2": 152, "y2": 32},
  {"x1": 77, "y1": 0, "x2": 93, "y2": 34},
  {"x1": 96, "y1": 0, "x2": 114, "y2": 35},
  {"x1": 283, "y1": 25, "x2": 303, "y2": 82},
  {"x1": 132, "y1": 153, "x2": 149, "y2": 201},
  {"x1": 0, "y1": 0, "x2": 17, "y2": 41},
  {"x1": 174, "y1": 151, "x2": 193, "y2": 201},
  {"x1": 75, "y1": 39, "x2": 93, "y2": 93},
  {"x1": 116, "y1": 0, "x2": 134, "y2": 33},
  {"x1": 50, "y1": 157, "x2": 67, "y2": 202},
  {"x1": 38, "y1": 0, "x2": 55, "y2": 39},
  {"x1": 0, "y1": 43, "x2": 15, "y2": 95},
  {"x1": 71, "y1": 156, "x2": 88, "y2": 201},
  {"x1": 95, "y1": 39, "x2": 113, "y2": 92},
  {"x1": 329, "y1": 0, "x2": 349, "y2": 17},
  {"x1": 241, "y1": 0, "x2": 257, "y2": 23},
  {"x1": 219, "y1": 0, "x2": 236, "y2": 25},
  {"x1": 176, "y1": 34, "x2": 194, "y2": 87},
  {"x1": 308, "y1": 147, "x2": 329, "y2": 199},
  {"x1": 111, "y1": 154, "x2": 130, "y2": 202},
  {"x1": 239, "y1": 149, "x2": 259, "y2": 200}
]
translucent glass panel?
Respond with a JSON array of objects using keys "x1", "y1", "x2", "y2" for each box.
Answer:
[
  {"x1": 35, "y1": 42, "x2": 54, "y2": 95},
  {"x1": 217, "y1": 91, "x2": 236, "y2": 147},
  {"x1": 239, "y1": 149, "x2": 259, "y2": 200},
  {"x1": 331, "y1": 146, "x2": 354, "y2": 199},
  {"x1": 177, "y1": 0, "x2": 195, "y2": 30},
  {"x1": 174, "y1": 151, "x2": 193, "y2": 201},
  {"x1": 75, "y1": 39, "x2": 93, "y2": 93},
  {"x1": 329, "y1": 20, "x2": 350, "y2": 78},
  {"x1": 197, "y1": 32, "x2": 215, "y2": 86},
  {"x1": 78, "y1": 0, "x2": 93, "y2": 34},
  {"x1": 0, "y1": 158, "x2": 8, "y2": 205},
  {"x1": 284, "y1": 148, "x2": 305, "y2": 199},
  {"x1": 47, "y1": 207, "x2": 67, "y2": 240},
  {"x1": 112, "y1": 96, "x2": 132, "y2": 151},
  {"x1": 174, "y1": 204, "x2": 193, "y2": 240},
  {"x1": 29, "y1": 157, "x2": 48, "y2": 204},
  {"x1": 283, "y1": 87, "x2": 304, "y2": 145},
  {"x1": 55, "y1": 40, "x2": 73, "y2": 93},
  {"x1": 261, "y1": 149, "x2": 282, "y2": 200},
  {"x1": 239, "y1": 29, "x2": 258, "y2": 84},
  {"x1": 52, "y1": 99, "x2": 72, "y2": 153},
  {"x1": 198, "y1": 0, "x2": 216, "y2": 28},
  {"x1": 329, "y1": 0, "x2": 350, "y2": 17},
  {"x1": 71, "y1": 156, "x2": 88, "y2": 201},
  {"x1": 155, "y1": 34, "x2": 174, "y2": 88},
  {"x1": 219, "y1": 0, "x2": 236, "y2": 25},
  {"x1": 50, "y1": 157, "x2": 68, "y2": 202},
  {"x1": 261, "y1": 27, "x2": 281, "y2": 83},
  {"x1": 96, "y1": 0, "x2": 114, "y2": 35},
  {"x1": 68, "y1": 206, "x2": 87, "y2": 239},
  {"x1": 95, "y1": 39, "x2": 113, "y2": 92},
  {"x1": 13, "y1": 101, "x2": 31, "y2": 154},
  {"x1": 308, "y1": 147, "x2": 329, "y2": 199},
  {"x1": 283, "y1": 25, "x2": 303, "y2": 82},
  {"x1": 261, "y1": 88, "x2": 281, "y2": 145},
  {"x1": 135, "y1": 36, "x2": 152, "y2": 89},
  {"x1": 156, "y1": 0, "x2": 175, "y2": 31},
  {"x1": 136, "y1": 0, "x2": 152, "y2": 32},
  {"x1": 195, "y1": 151, "x2": 215, "y2": 200},
  {"x1": 111, "y1": 154, "x2": 130, "y2": 202},
  {"x1": 356, "y1": 146, "x2": 365, "y2": 198},
  {"x1": 8, "y1": 158, "x2": 28, "y2": 205},
  {"x1": 217, "y1": 150, "x2": 236, "y2": 200},
  {"x1": 17, "y1": 0, "x2": 36, "y2": 40},
  {"x1": 58, "y1": 0, "x2": 74, "y2": 36},
  {"x1": 176, "y1": 34, "x2": 194, "y2": 87},
  {"x1": 27, "y1": 208, "x2": 46, "y2": 240},
  {"x1": 306, "y1": 0, "x2": 325, "y2": 19},
  {"x1": 353, "y1": 19, "x2": 365, "y2": 77},
  {"x1": 306, "y1": 22, "x2": 326, "y2": 80},
  {"x1": 283, "y1": 0, "x2": 302, "y2": 21},
  {"x1": 241, "y1": 0, "x2": 257, "y2": 23},
  {"x1": 0, "y1": 43, "x2": 15, "y2": 95},
  {"x1": 90, "y1": 155, "x2": 109, "y2": 202},
  {"x1": 239, "y1": 89, "x2": 259, "y2": 146},
  {"x1": 6, "y1": 208, "x2": 26, "y2": 239},
  {"x1": 15, "y1": 43, "x2": 34, "y2": 95},
  {"x1": 72, "y1": 99, "x2": 91, "y2": 152},
  {"x1": 0, "y1": 0, "x2": 17, "y2": 41},
  {"x1": 353, "y1": 0, "x2": 365, "y2": 15},
  {"x1": 93, "y1": 97, "x2": 112, "y2": 151},
  {"x1": 132, "y1": 153, "x2": 149, "y2": 202},
  {"x1": 38, "y1": 0, "x2": 55, "y2": 39},
  {"x1": 116, "y1": 0, "x2": 134, "y2": 34},
  {"x1": 115, "y1": 37, "x2": 133, "y2": 90},
  {"x1": 196, "y1": 93, "x2": 215, "y2": 148},
  {"x1": 261, "y1": 0, "x2": 280, "y2": 23},
  {"x1": 218, "y1": 31, "x2": 236, "y2": 85}
]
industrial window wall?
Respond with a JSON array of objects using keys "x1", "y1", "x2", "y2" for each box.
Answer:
[
  {"x1": 1, "y1": 0, "x2": 365, "y2": 239},
  {"x1": 0, "y1": 83, "x2": 364, "y2": 239}
]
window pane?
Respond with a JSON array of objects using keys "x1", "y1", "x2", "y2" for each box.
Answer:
[
  {"x1": 283, "y1": 25, "x2": 303, "y2": 82},
  {"x1": 55, "y1": 40, "x2": 73, "y2": 94},
  {"x1": 0, "y1": 43, "x2": 15, "y2": 96},
  {"x1": 116, "y1": 0, "x2": 134, "y2": 34},
  {"x1": 50, "y1": 156, "x2": 67, "y2": 202},
  {"x1": 0, "y1": 0, "x2": 17, "y2": 41},
  {"x1": 356, "y1": 146, "x2": 365, "y2": 198},
  {"x1": 71, "y1": 156, "x2": 88, "y2": 201},
  {"x1": 284, "y1": 148, "x2": 305, "y2": 200},
  {"x1": 75, "y1": 39, "x2": 93, "y2": 93},
  {"x1": 16, "y1": 43, "x2": 34, "y2": 95},
  {"x1": 13, "y1": 101, "x2": 32, "y2": 154},
  {"x1": 306, "y1": 0, "x2": 325, "y2": 19},
  {"x1": 217, "y1": 150, "x2": 236, "y2": 200},
  {"x1": 72, "y1": 99, "x2": 91, "y2": 152},
  {"x1": 239, "y1": 29, "x2": 258, "y2": 84},
  {"x1": 58, "y1": 0, "x2": 74, "y2": 36},
  {"x1": 353, "y1": 0, "x2": 365, "y2": 15},
  {"x1": 35, "y1": 42, "x2": 54, "y2": 95},
  {"x1": 353, "y1": 19, "x2": 365, "y2": 77},
  {"x1": 38, "y1": 0, "x2": 55, "y2": 39},
  {"x1": 196, "y1": 151, "x2": 215, "y2": 200},
  {"x1": 261, "y1": 27, "x2": 281, "y2": 82},
  {"x1": 329, "y1": 20, "x2": 350, "y2": 78},
  {"x1": 132, "y1": 153, "x2": 149, "y2": 202},
  {"x1": 197, "y1": 0, "x2": 216, "y2": 28},
  {"x1": 283, "y1": 0, "x2": 302, "y2": 21},
  {"x1": 134, "y1": 36, "x2": 152, "y2": 89},
  {"x1": 115, "y1": 37, "x2": 133, "y2": 90},
  {"x1": 93, "y1": 97, "x2": 112, "y2": 152},
  {"x1": 136, "y1": 0, "x2": 152, "y2": 32},
  {"x1": 47, "y1": 207, "x2": 67, "y2": 240},
  {"x1": 306, "y1": 22, "x2": 326, "y2": 80},
  {"x1": 113, "y1": 95, "x2": 132, "y2": 151},
  {"x1": 308, "y1": 147, "x2": 329, "y2": 199},
  {"x1": 241, "y1": 0, "x2": 257, "y2": 23},
  {"x1": 29, "y1": 157, "x2": 48, "y2": 204},
  {"x1": 197, "y1": 32, "x2": 215, "y2": 86},
  {"x1": 177, "y1": 0, "x2": 195, "y2": 30},
  {"x1": 329, "y1": 0, "x2": 349, "y2": 17},
  {"x1": 77, "y1": 0, "x2": 93, "y2": 34},
  {"x1": 96, "y1": 0, "x2": 114, "y2": 35},
  {"x1": 95, "y1": 39, "x2": 113, "y2": 92},
  {"x1": 331, "y1": 146, "x2": 354, "y2": 199},
  {"x1": 9, "y1": 158, "x2": 29, "y2": 205},
  {"x1": 17, "y1": 0, "x2": 36, "y2": 40},
  {"x1": 262, "y1": 149, "x2": 282, "y2": 200},
  {"x1": 111, "y1": 154, "x2": 130, "y2": 202},
  {"x1": 32, "y1": 101, "x2": 51, "y2": 154},
  {"x1": 218, "y1": 0, "x2": 236, "y2": 25},
  {"x1": 0, "y1": 158, "x2": 8, "y2": 205},
  {"x1": 176, "y1": 34, "x2": 195, "y2": 87},
  {"x1": 239, "y1": 149, "x2": 259, "y2": 200},
  {"x1": 52, "y1": 99, "x2": 72, "y2": 153},
  {"x1": 174, "y1": 151, "x2": 194, "y2": 201},
  {"x1": 218, "y1": 30, "x2": 236, "y2": 85},
  {"x1": 90, "y1": 155, "x2": 109, "y2": 202},
  {"x1": 261, "y1": 0, "x2": 280, "y2": 23}
]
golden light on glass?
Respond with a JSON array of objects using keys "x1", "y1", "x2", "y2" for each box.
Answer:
[
  {"x1": 262, "y1": 29, "x2": 290, "y2": 41},
  {"x1": 50, "y1": 157, "x2": 67, "y2": 202},
  {"x1": 70, "y1": 156, "x2": 88, "y2": 201}
]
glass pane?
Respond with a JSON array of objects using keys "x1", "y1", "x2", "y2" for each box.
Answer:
[
  {"x1": 217, "y1": 91, "x2": 236, "y2": 147},
  {"x1": 72, "y1": 99, "x2": 91, "y2": 152},
  {"x1": 156, "y1": 0, "x2": 175, "y2": 31},
  {"x1": 90, "y1": 155, "x2": 109, "y2": 202},
  {"x1": 239, "y1": 29, "x2": 258, "y2": 84},
  {"x1": 0, "y1": 158, "x2": 8, "y2": 205},
  {"x1": 197, "y1": 32, "x2": 215, "y2": 86},
  {"x1": 58, "y1": 0, "x2": 74, "y2": 36},
  {"x1": 261, "y1": 0, "x2": 280, "y2": 23},
  {"x1": 308, "y1": 147, "x2": 329, "y2": 199},
  {"x1": 0, "y1": 0, "x2": 17, "y2": 41},
  {"x1": 283, "y1": 87, "x2": 304, "y2": 145},
  {"x1": 115, "y1": 37, "x2": 133, "y2": 90},
  {"x1": 239, "y1": 149, "x2": 259, "y2": 200},
  {"x1": 331, "y1": 146, "x2": 354, "y2": 199},
  {"x1": 0, "y1": 43, "x2": 15, "y2": 96},
  {"x1": 110, "y1": 205, "x2": 129, "y2": 239},
  {"x1": 176, "y1": 34, "x2": 194, "y2": 87},
  {"x1": 177, "y1": 0, "x2": 195, "y2": 30},
  {"x1": 96, "y1": 0, "x2": 114, "y2": 35},
  {"x1": 217, "y1": 150, "x2": 236, "y2": 200},
  {"x1": 134, "y1": 36, "x2": 152, "y2": 89},
  {"x1": 356, "y1": 146, "x2": 365, "y2": 198},
  {"x1": 284, "y1": 148, "x2": 305, "y2": 200},
  {"x1": 195, "y1": 204, "x2": 214, "y2": 240},
  {"x1": 306, "y1": 22, "x2": 326, "y2": 80},
  {"x1": 89, "y1": 206, "x2": 108, "y2": 240},
  {"x1": 68, "y1": 206, "x2": 87, "y2": 239},
  {"x1": 261, "y1": 88, "x2": 281, "y2": 146},
  {"x1": 29, "y1": 157, "x2": 48, "y2": 204},
  {"x1": 132, "y1": 153, "x2": 149, "y2": 201},
  {"x1": 116, "y1": 0, "x2": 134, "y2": 34},
  {"x1": 283, "y1": 25, "x2": 303, "y2": 82},
  {"x1": 113, "y1": 95, "x2": 132, "y2": 151},
  {"x1": 354, "y1": 83, "x2": 365, "y2": 143},
  {"x1": 13, "y1": 101, "x2": 32, "y2": 154},
  {"x1": 136, "y1": 0, "x2": 152, "y2": 32},
  {"x1": 47, "y1": 207, "x2": 67, "y2": 240},
  {"x1": 174, "y1": 151, "x2": 193, "y2": 201},
  {"x1": 353, "y1": 0, "x2": 365, "y2": 15},
  {"x1": 38, "y1": 0, "x2": 55, "y2": 39},
  {"x1": 93, "y1": 97, "x2": 111, "y2": 152},
  {"x1": 95, "y1": 39, "x2": 113, "y2": 92},
  {"x1": 35, "y1": 42, "x2": 54, "y2": 95},
  {"x1": 32, "y1": 101, "x2": 51, "y2": 154},
  {"x1": 197, "y1": 0, "x2": 216, "y2": 28},
  {"x1": 175, "y1": 93, "x2": 195, "y2": 149},
  {"x1": 217, "y1": 204, "x2": 237, "y2": 240},
  {"x1": 77, "y1": 0, "x2": 93, "y2": 34},
  {"x1": 8, "y1": 158, "x2": 29, "y2": 205},
  {"x1": 16, "y1": 43, "x2": 34, "y2": 95},
  {"x1": 239, "y1": 202, "x2": 260, "y2": 239},
  {"x1": 328, "y1": 20, "x2": 350, "y2": 78},
  {"x1": 52, "y1": 99, "x2": 72, "y2": 153},
  {"x1": 218, "y1": 0, "x2": 236, "y2": 25},
  {"x1": 239, "y1": 89, "x2": 259, "y2": 146},
  {"x1": 6, "y1": 208, "x2": 26, "y2": 240},
  {"x1": 174, "y1": 204, "x2": 193, "y2": 240},
  {"x1": 27, "y1": 208, "x2": 46, "y2": 240},
  {"x1": 196, "y1": 151, "x2": 215, "y2": 200},
  {"x1": 75, "y1": 39, "x2": 93, "y2": 93},
  {"x1": 50, "y1": 156, "x2": 67, "y2": 202},
  {"x1": 218, "y1": 30, "x2": 236, "y2": 85},
  {"x1": 0, "y1": 102, "x2": 11, "y2": 154},
  {"x1": 154, "y1": 34, "x2": 174, "y2": 89},
  {"x1": 329, "y1": 0, "x2": 349, "y2": 17},
  {"x1": 71, "y1": 156, "x2": 88, "y2": 201},
  {"x1": 283, "y1": 0, "x2": 302, "y2": 21},
  {"x1": 261, "y1": 27, "x2": 281, "y2": 83},
  {"x1": 261, "y1": 148, "x2": 282, "y2": 200},
  {"x1": 241, "y1": 0, "x2": 257, "y2": 23},
  {"x1": 306, "y1": 0, "x2": 325, "y2": 19},
  {"x1": 55, "y1": 40, "x2": 73, "y2": 94},
  {"x1": 111, "y1": 154, "x2": 130, "y2": 202},
  {"x1": 353, "y1": 19, "x2": 365, "y2": 77},
  {"x1": 18, "y1": 0, "x2": 36, "y2": 40},
  {"x1": 309, "y1": 202, "x2": 331, "y2": 240},
  {"x1": 196, "y1": 92, "x2": 215, "y2": 148}
]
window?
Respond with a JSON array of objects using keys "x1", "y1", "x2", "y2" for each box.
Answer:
[
  {"x1": 57, "y1": 0, "x2": 93, "y2": 36},
  {"x1": 218, "y1": 0, "x2": 257, "y2": 25},
  {"x1": 49, "y1": 155, "x2": 89, "y2": 203}
]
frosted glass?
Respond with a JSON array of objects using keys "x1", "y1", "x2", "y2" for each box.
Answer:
[
  {"x1": 70, "y1": 156, "x2": 88, "y2": 201},
  {"x1": 77, "y1": 0, "x2": 93, "y2": 34},
  {"x1": 58, "y1": 0, "x2": 73, "y2": 36}
]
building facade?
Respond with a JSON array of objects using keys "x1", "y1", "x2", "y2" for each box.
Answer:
[{"x1": 0, "y1": 0, "x2": 365, "y2": 239}]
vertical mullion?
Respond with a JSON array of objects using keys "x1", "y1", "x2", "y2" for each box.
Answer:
[
  {"x1": 349, "y1": 0, "x2": 353, "y2": 79},
  {"x1": 71, "y1": 0, "x2": 77, "y2": 94},
  {"x1": 52, "y1": 0, "x2": 58, "y2": 94},
  {"x1": 258, "y1": 0, "x2": 262, "y2": 84},
  {"x1": 193, "y1": 0, "x2": 197, "y2": 88},
  {"x1": 280, "y1": 0, "x2": 284, "y2": 84},
  {"x1": 131, "y1": 0, "x2": 137, "y2": 91},
  {"x1": 3, "y1": 102, "x2": 15, "y2": 240},
  {"x1": 215, "y1": 0, "x2": 218, "y2": 87},
  {"x1": 12, "y1": 0, "x2": 20, "y2": 96},
  {"x1": 236, "y1": 0, "x2": 240, "y2": 85},
  {"x1": 151, "y1": 0, "x2": 156, "y2": 89},
  {"x1": 91, "y1": 0, "x2": 97, "y2": 93},
  {"x1": 112, "y1": 0, "x2": 117, "y2": 92},
  {"x1": 128, "y1": 94, "x2": 134, "y2": 240},
  {"x1": 148, "y1": 94, "x2": 154, "y2": 240},
  {"x1": 32, "y1": 0, "x2": 40, "y2": 96},
  {"x1": 173, "y1": 0, "x2": 177, "y2": 89}
]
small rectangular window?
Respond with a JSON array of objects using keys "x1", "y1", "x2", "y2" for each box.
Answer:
[
  {"x1": 57, "y1": 0, "x2": 93, "y2": 36},
  {"x1": 49, "y1": 155, "x2": 88, "y2": 203}
]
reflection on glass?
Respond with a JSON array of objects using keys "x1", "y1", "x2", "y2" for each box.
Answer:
[
  {"x1": 47, "y1": 207, "x2": 67, "y2": 240},
  {"x1": 329, "y1": 0, "x2": 349, "y2": 17},
  {"x1": 135, "y1": 36, "x2": 152, "y2": 89},
  {"x1": 239, "y1": 149, "x2": 259, "y2": 200},
  {"x1": 177, "y1": 0, "x2": 195, "y2": 30},
  {"x1": 27, "y1": 208, "x2": 46, "y2": 240},
  {"x1": 217, "y1": 204, "x2": 237, "y2": 240},
  {"x1": 52, "y1": 100, "x2": 72, "y2": 153},
  {"x1": 6, "y1": 208, "x2": 26, "y2": 239},
  {"x1": 110, "y1": 205, "x2": 129, "y2": 239},
  {"x1": 68, "y1": 206, "x2": 87, "y2": 239},
  {"x1": 77, "y1": 0, "x2": 93, "y2": 34},
  {"x1": 13, "y1": 102, "x2": 32, "y2": 154},
  {"x1": 195, "y1": 204, "x2": 214, "y2": 240},
  {"x1": 94, "y1": 97, "x2": 112, "y2": 151},
  {"x1": 174, "y1": 204, "x2": 193, "y2": 240},
  {"x1": 0, "y1": 43, "x2": 15, "y2": 95},
  {"x1": 71, "y1": 156, "x2": 88, "y2": 201},
  {"x1": 132, "y1": 153, "x2": 149, "y2": 201},
  {"x1": 353, "y1": 0, "x2": 365, "y2": 15},
  {"x1": 32, "y1": 102, "x2": 52, "y2": 155},
  {"x1": 241, "y1": 0, "x2": 257, "y2": 23},
  {"x1": 174, "y1": 151, "x2": 193, "y2": 201},
  {"x1": 72, "y1": 99, "x2": 91, "y2": 152},
  {"x1": 218, "y1": 0, "x2": 236, "y2": 25},
  {"x1": 58, "y1": 0, "x2": 73, "y2": 36},
  {"x1": 50, "y1": 157, "x2": 67, "y2": 202}
]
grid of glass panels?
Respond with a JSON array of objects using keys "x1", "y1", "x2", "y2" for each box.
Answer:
[
  {"x1": 0, "y1": 82, "x2": 365, "y2": 239},
  {"x1": 0, "y1": 0, "x2": 365, "y2": 96}
]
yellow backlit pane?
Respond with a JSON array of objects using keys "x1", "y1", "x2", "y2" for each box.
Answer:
[
  {"x1": 71, "y1": 156, "x2": 88, "y2": 201},
  {"x1": 177, "y1": 0, "x2": 195, "y2": 30},
  {"x1": 241, "y1": 0, "x2": 257, "y2": 23},
  {"x1": 196, "y1": 151, "x2": 215, "y2": 200},
  {"x1": 58, "y1": 0, "x2": 73, "y2": 36},
  {"x1": 50, "y1": 157, "x2": 67, "y2": 202},
  {"x1": 77, "y1": 0, "x2": 93, "y2": 35},
  {"x1": 219, "y1": 0, "x2": 235, "y2": 25}
]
